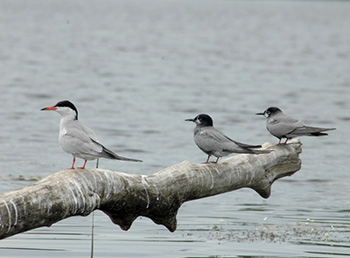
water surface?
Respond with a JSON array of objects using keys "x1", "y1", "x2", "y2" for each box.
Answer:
[{"x1": 0, "y1": 0, "x2": 349, "y2": 257}]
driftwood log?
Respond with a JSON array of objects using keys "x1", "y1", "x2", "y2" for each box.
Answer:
[{"x1": 0, "y1": 141, "x2": 302, "y2": 240}]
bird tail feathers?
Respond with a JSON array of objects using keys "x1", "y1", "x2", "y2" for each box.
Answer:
[
  {"x1": 232, "y1": 140, "x2": 262, "y2": 149},
  {"x1": 102, "y1": 146, "x2": 143, "y2": 162},
  {"x1": 249, "y1": 149, "x2": 272, "y2": 154},
  {"x1": 293, "y1": 126, "x2": 336, "y2": 136},
  {"x1": 91, "y1": 139, "x2": 142, "y2": 162}
]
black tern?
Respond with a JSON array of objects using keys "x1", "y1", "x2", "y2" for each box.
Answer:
[
  {"x1": 186, "y1": 114, "x2": 271, "y2": 163},
  {"x1": 256, "y1": 107, "x2": 336, "y2": 145},
  {"x1": 41, "y1": 100, "x2": 142, "y2": 169}
]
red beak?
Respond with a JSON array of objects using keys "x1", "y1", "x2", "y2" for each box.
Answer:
[{"x1": 41, "y1": 106, "x2": 57, "y2": 111}]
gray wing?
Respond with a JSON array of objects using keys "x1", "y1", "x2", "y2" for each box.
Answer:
[
  {"x1": 267, "y1": 114, "x2": 304, "y2": 138},
  {"x1": 61, "y1": 120, "x2": 142, "y2": 162},
  {"x1": 81, "y1": 123, "x2": 98, "y2": 142},
  {"x1": 60, "y1": 121, "x2": 103, "y2": 159},
  {"x1": 286, "y1": 126, "x2": 336, "y2": 137},
  {"x1": 194, "y1": 127, "x2": 259, "y2": 156}
]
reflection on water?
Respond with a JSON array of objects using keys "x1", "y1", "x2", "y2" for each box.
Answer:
[{"x1": 1, "y1": 0, "x2": 350, "y2": 257}]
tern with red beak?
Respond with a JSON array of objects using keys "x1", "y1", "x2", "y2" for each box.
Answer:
[{"x1": 41, "y1": 100, "x2": 142, "y2": 169}]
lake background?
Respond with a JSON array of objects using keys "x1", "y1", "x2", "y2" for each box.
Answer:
[{"x1": 0, "y1": 0, "x2": 349, "y2": 257}]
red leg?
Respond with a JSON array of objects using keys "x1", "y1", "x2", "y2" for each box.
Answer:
[
  {"x1": 277, "y1": 139, "x2": 282, "y2": 145},
  {"x1": 78, "y1": 160, "x2": 87, "y2": 169},
  {"x1": 213, "y1": 157, "x2": 220, "y2": 164},
  {"x1": 283, "y1": 138, "x2": 288, "y2": 145},
  {"x1": 204, "y1": 155, "x2": 211, "y2": 164},
  {"x1": 69, "y1": 157, "x2": 76, "y2": 169}
]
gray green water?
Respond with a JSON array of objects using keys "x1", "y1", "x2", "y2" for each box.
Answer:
[{"x1": 0, "y1": 0, "x2": 349, "y2": 257}]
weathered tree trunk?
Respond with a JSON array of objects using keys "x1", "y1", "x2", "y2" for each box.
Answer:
[{"x1": 0, "y1": 141, "x2": 302, "y2": 240}]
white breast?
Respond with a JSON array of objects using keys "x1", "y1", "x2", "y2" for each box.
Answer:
[{"x1": 59, "y1": 119, "x2": 68, "y2": 141}]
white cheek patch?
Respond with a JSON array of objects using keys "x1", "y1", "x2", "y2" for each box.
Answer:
[{"x1": 264, "y1": 112, "x2": 269, "y2": 118}]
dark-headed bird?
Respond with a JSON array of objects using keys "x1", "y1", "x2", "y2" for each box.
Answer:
[
  {"x1": 186, "y1": 114, "x2": 271, "y2": 163},
  {"x1": 256, "y1": 107, "x2": 336, "y2": 145}
]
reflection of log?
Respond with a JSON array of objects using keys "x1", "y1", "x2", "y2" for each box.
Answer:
[{"x1": 0, "y1": 140, "x2": 302, "y2": 240}]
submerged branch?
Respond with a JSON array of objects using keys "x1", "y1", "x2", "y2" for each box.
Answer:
[{"x1": 0, "y1": 140, "x2": 302, "y2": 240}]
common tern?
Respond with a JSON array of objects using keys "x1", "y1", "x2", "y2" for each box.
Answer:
[
  {"x1": 256, "y1": 107, "x2": 336, "y2": 145},
  {"x1": 41, "y1": 100, "x2": 142, "y2": 169},
  {"x1": 186, "y1": 114, "x2": 271, "y2": 163}
]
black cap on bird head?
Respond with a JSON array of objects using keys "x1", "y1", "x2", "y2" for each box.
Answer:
[
  {"x1": 54, "y1": 100, "x2": 78, "y2": 119},
  {"x1": 41, "y1": 100, "x2": 79, "y2": 120},
  {"x1": 256, "y1": 107, "x2": 282, "y2": 118},
  {"x1": 186, "y1": 114, "x2": 213, "y2": 127}
]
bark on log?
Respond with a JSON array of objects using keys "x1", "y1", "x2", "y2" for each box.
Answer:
[{"x1": 0, "y1": 140, "x2": 302, "y2": 240}]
